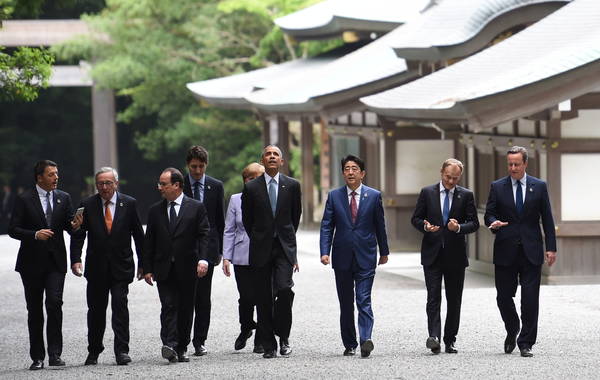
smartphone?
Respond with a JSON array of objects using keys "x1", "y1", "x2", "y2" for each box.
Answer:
[{"x1": 75, "y1": 207, "x2": 84, "y2": 218}]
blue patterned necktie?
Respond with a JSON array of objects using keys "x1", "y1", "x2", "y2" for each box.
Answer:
[
  {"x1": 193, "y1": 181, "x2": 203, "y2": 202},
  {"x1": 515, "y1": 180, "x2": 524, "y2": 215},
  {"x1": 268, "y1": 178, "x2": 277, "y2": 217},
  {"x1": 442, "y1": 188, "x2": 450, "y2": 226}
]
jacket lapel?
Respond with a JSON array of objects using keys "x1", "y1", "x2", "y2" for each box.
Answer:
[
  {"x1": 522, "y1": 178, "x2": 535, "y2": 215},
  {"x1": 274, "y1": 175, "x2": 287, "y2": 218},
  {"x1": 448, "y1": 186, "x2": 461, "y2": 218},
  {"x1": 171, "y1": 196, "x2": 187, "y2": 236},
  {"x1": 94, "y1": 194, "x2": 109, "y2": 236},
  {"x1": 31, "y1": 189, "x2": 47, "y2": 227},
  {"x1": 111, "y1": 193, "x2": 123, "y2": 233},
  {"x1": 354, "y1": 186, "x2": 369, "y2": 223},
  {"x1": 431, "y1": 184, "x2": 444, "y2": 225},
  {"x1": 337, "y1": 187, "x2": 353, "y2": 225},
  {"x1": 503, "y1": 176, "x2": 518, "y2": 217}
]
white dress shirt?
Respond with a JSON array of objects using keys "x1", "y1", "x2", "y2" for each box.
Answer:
[
  {"x1": 346, "y1": 184, "x2": 363, "y2": 209},
  {"x1": 167, "y1": 192, "x2": 184, "y2": 220},
  {"x1": 511, "y1": 173, "x2": 527, "y2": 204},
  {"x1": 102, "y1": 192, "x2": 117, "y2": 217},
  {"x1": 36, "y1": 184, "x2": 53, "y2": 215},
  {"x1": 264, "y1": 172, "x2": 280, "y2": 199}
]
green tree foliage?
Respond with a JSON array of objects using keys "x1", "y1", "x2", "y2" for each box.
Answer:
[
  {"x1": 0, "y1": 0, "x2": 55, "y2": 102},
  {"x1": 53, "y1": 0, "x2": 337, "y2": 197},
  {"x1": 0, "y1": 46, "x2": 54, "y2": 101}
]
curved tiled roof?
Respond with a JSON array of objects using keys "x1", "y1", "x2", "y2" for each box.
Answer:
[
  {"x1": 389, "y1": 0, "x2": 570, "y2": 60},
  {"x1": 275, "y1": 0, "x2": 428, "y2": 40},
  {"x1": 361, "y1": 0, "x2": 600, "y2": 128}
]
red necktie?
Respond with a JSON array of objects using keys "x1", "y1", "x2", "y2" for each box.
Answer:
[
  {"x1": 104, "y1": 201, "x2": 112, "y2": 233},
  {"x1": 350, "y1": 191, "x2": 358, "y2": 224}
]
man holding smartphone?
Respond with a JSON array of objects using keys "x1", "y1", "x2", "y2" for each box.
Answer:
[{"x1": 70, "y1": 167, "x2": 145, "y2": 366}]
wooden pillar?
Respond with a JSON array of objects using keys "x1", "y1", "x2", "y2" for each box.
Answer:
[
  {"x1": 300, "y1": 117, "x2": 314, "y2": 226},
  {"x1": 276, "y1": 117, "x2": 290, "y2": 175},
  {"x1": 262, "y1": 119, "x2": 270, "y2": 146},
  {"x1": 92, "y1": 85, "x2": 117, "y2": 170},
  {"x1": 319, "y1": 116, "x2": 331, "y2": 198}
]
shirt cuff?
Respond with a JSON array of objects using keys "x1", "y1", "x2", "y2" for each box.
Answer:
[{"x1": 456, "y1": 224, "x2": 461, "y2": 233}]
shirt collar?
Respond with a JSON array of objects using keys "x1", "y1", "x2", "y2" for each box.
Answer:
[
  {"x1": 347, "y1": 184, "x2": 362, "y2": 196},
  {"x1": 36, "y1": 184, "x2": 51, "y2": 197},
  {"x1": 189, "y1": 174, "x2": 205, "y2": 186},
  {"x1": 171, "y1": 192, "x2": 185, "y2": 206},
  {"x1": 103, "y1": 192, "x2": 118, "y2": 205},
  {"x1": 511, "y1": 173, "x2": 527, "y2": 186},
  {"x1": 439, "y1": 181, "x2": 455, "y2": 194},
  {"x1": 265, "y1": 172, "x2": 280, "y2": 184}
]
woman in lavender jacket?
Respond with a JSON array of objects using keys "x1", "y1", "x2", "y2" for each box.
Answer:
[{"x1": 222, "y1": 163, "x2": 265, "y2": 353}]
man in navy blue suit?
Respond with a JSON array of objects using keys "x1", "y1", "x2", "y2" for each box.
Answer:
[
  {"x1": 319, "y1": 155, "x2": 389, "y2": 358},
  {"x1": 485, "y1": 146, "x2": 556, "y2": 358}
]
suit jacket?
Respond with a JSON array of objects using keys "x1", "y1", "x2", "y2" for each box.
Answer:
[
  {"x1": 8, "y1": 187, "x2": 74, "y2": 275},
  {"x1": 411, "y1": 183, "x2": 479, "y2": 267},
  {"x1": 184, "y1": 175, "x2": 224, "y2": 265},
  {"x1": 70, "y1": 192, "x2": 144, "y2": 283},
  {"x1": 143, "y1": 195, "x2": 210, "y2": 281},
  {"x1": 484, "y1": 175, "x2": 556, "y2": 266},
  {"x1": 241, "y1": 173, "x2": 302, "y2": 267},
  {"x1": 222, "y1": 193, "x2": 250, "y2": 266},
  {"x1": 320, "y1": 185, "x2": 389, "y2": 271}
]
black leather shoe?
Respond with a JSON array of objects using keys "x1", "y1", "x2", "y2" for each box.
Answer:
[
  {"x1": 177, "y1": 352, "x2": 190, "y2": 362},
  {"x1": 29, "y1": 360, "x2": 44, "y2": 370},
  {"x1": 426, "y1": 337, "x2": 441, "y2": 354},
  {"x1": 263, "y1": 350, "x2": 277, "y2": 359},
  {"x1": 161, "y1": 345, "x2": 177, "y2": 363},
  {"x1": 49, "y1": 355, "x2": 65, "y2": 366},
  {"x1": 193, "y1": 345, "x2": 207, "y2": 356},
  {"x1": 343, "y1": 347, "x2": 356, "y2": 356},
  {"x1": 279, "y1": 339, "x2": 292, "y2": 356},
  {"x1": 85, "y1": 353, "x2": 99, "y2": 365},
  {"x1": 116, "y1": 353, "x2": 131, "y2": 365},
  {"x1": 504, "y1": 333, "x2": 518, "y2": 354},
  {"x1": 445, "y1": 343, "x2": 458, "y2": 354},
  {"x1": 253, "y1": 345, "x2": 264, "y2": 354},
  {"x1": 235, "y1": 330, "x2": 253, "y2": 350},
  {"x1": 520, "y1": 347, "x2": 533, "y2": 357},
  {"x1": 360, "y1": 339, "x2": 374, "y2": 358}
]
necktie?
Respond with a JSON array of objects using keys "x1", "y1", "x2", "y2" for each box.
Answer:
[
  {"x1": 193, "y1": 181, "x2": 202, "y2": 202},
  {"x1": 350, "y1": 191, "x2": 358, "y2": 224},
  {"x1": 442, "y1": 188, "x2": 450, "y2": 226},
  {"x1": 515, "y1": 180, "x2": 524, "y2": 216},
  {"x1": 45, "y1": 191, "x2": 52, "y2": 226},
  {"x1": 169, "y1": 201, "x2": 177, "y2": 232},
  {"x1": 104, "y1": 200, "x2": 112, "y2": 233},
  {"x1": 268, "y1": 178, "x2": 277, "y2": 217}
]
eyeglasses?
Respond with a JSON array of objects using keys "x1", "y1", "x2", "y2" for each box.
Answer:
[
  {"x1": 157, "y1": 182, "x2": 172, "y2": 187},
  {"x1": 96, "y1": 181, "x2": 115, "y2": 187}
]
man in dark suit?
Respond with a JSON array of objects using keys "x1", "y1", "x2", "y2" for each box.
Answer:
[
  {"x1": 143, "y1": 167, "x2": 210, "y2": 363},
  {"x1": 411, "y1": 158, "x2": 479, "y2": 354},
  {"x1": 8, "y1": 160, "x2": 81, "y2": 370},
  {"x1": 70, "y1": 167, "x2": 144, "y2": 366},
  {"x1": 320, "y1": 155, "x2": 389, "y2": 358},
  {"x1": 485, "y1": 146, "x2": 556, "y2": 358},
  {"x1": 182, "y1": 145, "x2": 225, "y2": 356},
  {"x1": 242, "y1": 145, "x2": 302, "y2": 359}
]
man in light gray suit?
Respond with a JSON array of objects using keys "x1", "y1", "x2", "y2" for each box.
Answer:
[{"x1": 222, "y1": 163, "x2": 264, "y2": 353}]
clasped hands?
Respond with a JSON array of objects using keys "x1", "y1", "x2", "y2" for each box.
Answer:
[{"x1": 424, "y1": 219, "x2": 460, "y2": 232}]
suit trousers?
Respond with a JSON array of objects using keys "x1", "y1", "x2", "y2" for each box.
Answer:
[
  {"x1": 20, "y1": 270, "x2": 65, "y2": 361},
  {"x1": 86, "y1": 273, "x2": 130, "y2": 356},
  {"x1": 334, "y1": 255, "x2": 376, "y2": 349},
  {"x1": 423, "y1": 249, "x2": 465, "y2": 345},
  {"x1": 234, "y1": 264, "x2": 259, "y2": 345},
  {"x1": 192, "y1": 264, "x2": 214, "y2": 348},
  {"x1": 495, "y1": 245, "x2": 541, "y2": 349},
  {"x1": 253, "y1": 238, "x2": 294, "y2": 352},
  {"x1": 157, "y1": 264, "x2": 197, "y2": 353}
]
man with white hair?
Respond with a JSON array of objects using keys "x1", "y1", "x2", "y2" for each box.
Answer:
[{"x1": 70, "y1": 167, "x2": 145, "y2": 366}]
